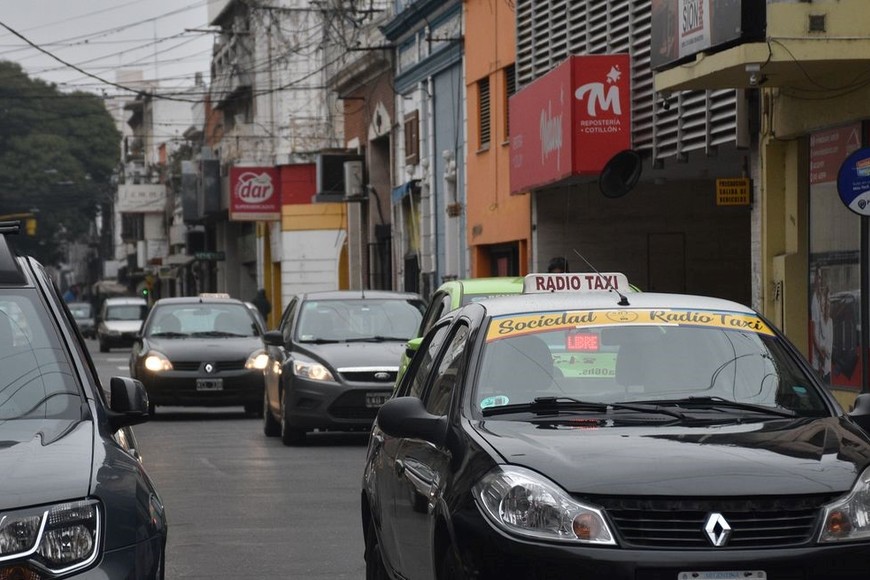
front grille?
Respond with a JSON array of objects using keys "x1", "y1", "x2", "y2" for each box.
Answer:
[
  {"x1": 592, "y1": 494, "x2": 839, "y2": 549},
  {"x1": 169, "y1": 359, "x2": 247, "y2": 372},
  {"x1": 338, "y1": 369, "x2": 397, "y2": 383}
]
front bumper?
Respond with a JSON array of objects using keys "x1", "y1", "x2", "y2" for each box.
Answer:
[
  {"x1": 100, "y1": 332, "x2": 138, "y2": 348},
  {"x1": 140, "y1": 368, "x2": 264, "y2": 407},
  {"x1": 452, "y1": 508, "x2": 870, "y2": 580},
  {"x1": 285, "y1": 376, "x2": 393, "y2": 430}
]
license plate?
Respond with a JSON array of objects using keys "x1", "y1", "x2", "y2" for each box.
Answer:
[
  {"x1": 678, "y1": 572, "x2": 766, "y2": 579},
  {"x1": 196, "y1": 378, "x2": 223, "y2": 391},
  {"x1": 365, "y1": 392, "x2": 389, "y2": 408}
]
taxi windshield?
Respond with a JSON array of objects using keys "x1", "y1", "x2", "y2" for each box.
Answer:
[
  {"x1": 475, "y1": 308, "x2": 827, "y2": 416},
  {"x1": 147, "y1": 303, "x2": 260, "y2": 338}
]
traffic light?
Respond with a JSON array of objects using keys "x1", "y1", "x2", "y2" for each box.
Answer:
[
  {"x1": 24, "y1": 217, "x2": 36, "y2": 236},
  {"x1": 141, "y1": 287, "x2": 150, "y2": 299}
]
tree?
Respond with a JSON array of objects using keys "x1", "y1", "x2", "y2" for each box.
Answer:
[{"x1": 0, "y1": 61, "x2": 120, "y2": 264}]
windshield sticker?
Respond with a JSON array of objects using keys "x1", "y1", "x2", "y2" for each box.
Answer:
[
  {"x1": 486, "y1": 309, "x2": 774, "y2": 341},
  {"x1": 480, "y1": 395, "x2": 510, "y2": 409}
]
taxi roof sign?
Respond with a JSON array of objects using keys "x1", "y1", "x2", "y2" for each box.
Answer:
[
  {"x1": 199, "y1": 292, "x2": 231, "y2": 299},
  {"x1": 523, "y1": 273, "x2": 631, "y2": 294}
]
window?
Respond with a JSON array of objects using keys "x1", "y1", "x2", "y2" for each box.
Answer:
[
  {"x1": 478, "y1": 78, "x2": 491, "y2": 149},
  {"x1": 504, "y1": 65, "x2": 516, "y2": 141},
  {"x1": 403, "y1": 323, "x2": 452, "y2": 399},
  {"x1": 404, "y1": 110, "x2": 420, "y2": 165},
  {"x1": 120, "y1": 213, "x2": 144, "y2": 242},
  {"x1": 425, "y1": 324, "x2": 469, "y2": 416}
]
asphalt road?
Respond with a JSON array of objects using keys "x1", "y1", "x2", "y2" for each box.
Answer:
[{"x1": 89, "y1": 341, "x2": 369, "y2": 579}]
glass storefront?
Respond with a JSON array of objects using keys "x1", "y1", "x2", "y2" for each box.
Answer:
[{"x1": 809, "y1": 124, "x2": 863, "y2": 389}]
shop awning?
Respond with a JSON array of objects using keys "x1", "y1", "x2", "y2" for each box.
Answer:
[{"x1": 391, "y1": 180, "x2": 420, "y2": 204}]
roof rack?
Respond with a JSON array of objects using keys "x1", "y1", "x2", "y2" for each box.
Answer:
[{"x1": 0, "y1": 221, "x2": 27, "y2": 285}]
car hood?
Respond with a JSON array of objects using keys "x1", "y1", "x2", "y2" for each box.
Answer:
[
  {"x1": 102, "y1": 320, "x2": 142, "y2": 333},
  {"x1": 146, "y1": 336, "x2": 264, "y2": 359},
  {"x1": 473, "y1": 416, "x2": 870, "y2": 496},
  {"x1": 297, "y1": 341, "x2": 406, "y2": 369},
  {"x1": 0, "y1": 419, "x2": 93, "y2": 510}
]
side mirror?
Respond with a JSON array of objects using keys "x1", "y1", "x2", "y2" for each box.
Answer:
[
  {"x1": 377, "y1": 396, "x2": 447, "y2": 445},
  {"x1": 264, "y1": 330, "x2": 285, "y2": 347},
  {"x1": 849, "y1": 393, "x2": 870, "y2": 434},
  {"x1": 107, "y1": 376, "x2": 150, "y2": 433}
]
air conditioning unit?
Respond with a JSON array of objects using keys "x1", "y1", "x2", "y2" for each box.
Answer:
[{"x1": 344, "y1": 161, "x2": 365, "y2": 201}]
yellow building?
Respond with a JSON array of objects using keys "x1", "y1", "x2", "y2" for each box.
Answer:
[{"x1": 655, "y1": 0, "x2": 870, "y2": 406}]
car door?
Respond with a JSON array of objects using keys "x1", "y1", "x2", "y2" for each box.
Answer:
[
  {"x1": 391, "y1": 322, "x2": 470, "y2": 579},
  {"x1": 369, "y1": 319, "x2": 453, "y2": 577},
  {"x1": 264, "y1": 297, "x2": 297, "y2": 418}
]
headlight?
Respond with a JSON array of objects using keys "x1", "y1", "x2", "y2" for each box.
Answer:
[
  {"x1": 292, "y1": 359, "x2": 334, "y2": 382},
  {"x1": 819, "y1": 466, "x2": 870, "y2": 543},
  {"x1": 245, "y1": 350, "x2": 269, "y2": 370},
  {"x1": 144, "y1": 351, "x2": 173, "y2": 372},
  {"x1": 473, "y1": 465, "x2": 616, "y2": 545},
  {"x1": 0, "y1": 499, "x2": 100, "y2": 574}
]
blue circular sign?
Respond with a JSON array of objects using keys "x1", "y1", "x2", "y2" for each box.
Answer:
[{"x1": 837, "y1": 147, "x2": 870, "y2": 216}]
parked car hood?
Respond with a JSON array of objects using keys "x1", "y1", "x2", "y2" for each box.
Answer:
[
  {"x1": 146, "y1": 336, "x2": 264, "y2": 359},
  {"x1": 474, "y1": 416, "x2": 870, "y2": 496},
  {"x1": 296, "y1": 341, "x2": 406, "y2": 369},
  {"x1": 0, "y1": 419, "x2": 93, "y2": 510}
]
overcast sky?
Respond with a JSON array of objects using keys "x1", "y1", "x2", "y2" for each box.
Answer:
[{"x1": 0, "y1": 0, "x2": 214, "y2": 96}]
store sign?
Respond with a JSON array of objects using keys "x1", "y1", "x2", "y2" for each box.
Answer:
[
  {"x1": 116, "y1": 184, "x2": 166, "y2": 213},
  {"x1": 509, "y1": 54, "x2": 631, "y2": 194},
  {"x1": 837, "y1": 148, "x2": 870, "y2": 216},
  {"x1": 650, "y1": 0, "x2": 760, "y2": 70},
  {"x1": 229, "y1": 166, "x2": 280, "y2": 221}
]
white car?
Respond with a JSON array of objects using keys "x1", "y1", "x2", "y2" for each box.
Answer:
[{"x1": 97, "y1": 296, "x2": 148, "y2": 352}]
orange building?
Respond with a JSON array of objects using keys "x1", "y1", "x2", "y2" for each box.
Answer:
[{"x1": 464, "y1": 0, "x2": 530, "y2": 277}]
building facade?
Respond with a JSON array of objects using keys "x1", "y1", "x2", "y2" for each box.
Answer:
[{"x1": 654, "y1": 0, "x2": 870, "y2": 404}]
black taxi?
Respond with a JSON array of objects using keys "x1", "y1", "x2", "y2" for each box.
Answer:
[{"x1": 361, "y1": 272, "x2": 870, "y2": 579}]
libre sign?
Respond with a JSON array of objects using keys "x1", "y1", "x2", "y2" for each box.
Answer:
[
  {"x1": 509, "y1": 54, "x2": 632, "y2": 195},
  {"x1": 229, "y1": 166, "x2": 281, "y2": 221}
]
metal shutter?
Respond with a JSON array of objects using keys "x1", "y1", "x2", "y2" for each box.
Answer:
[{"x1": 515, "y1": 0, "x2": 738, "y2": 161}]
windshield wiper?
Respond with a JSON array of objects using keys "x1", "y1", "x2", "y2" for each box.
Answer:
[
  {"x1": 634, "y1": 396, "x2": 797, "y2": 418},
  {"x1": 482, "y1": 396, "x2": 686, "y2": 420},
  {"x1": 299, "y1": 338, "x2": 343, "y2": 344},
  {"x1": 151, "y1": 331, "x2": 188, "y2": 338},
  {"x1": 191, "y1": 331, "x2": 244, "y2": 338},
  {"x1": 344, "y1": 336, "x2": 409, "y2": 343}
]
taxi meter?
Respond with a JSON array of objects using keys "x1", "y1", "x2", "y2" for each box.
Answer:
[{"x1": 523, "y1": 272, "x2": 631, "y2": 294}]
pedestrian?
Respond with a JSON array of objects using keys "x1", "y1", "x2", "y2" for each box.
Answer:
[
  {"x1": 547, "y1": 256, "x2": 568, "y2": 273},
  {"x1": 252, "y1": 288, "x2": 271, "y2": 319}
]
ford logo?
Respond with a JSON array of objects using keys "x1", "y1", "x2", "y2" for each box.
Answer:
[{"x1": 374, "y1": 371, "x2": 390, "y2": 381}]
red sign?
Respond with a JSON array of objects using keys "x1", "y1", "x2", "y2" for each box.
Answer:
[
  {"x1": 509, "y1": 54, "x2": 632, "y2": 194},
  {"x1": 229, "y1": 166, "x2": 281, "y2": 221}
]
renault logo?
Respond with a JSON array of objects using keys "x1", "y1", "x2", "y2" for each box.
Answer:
[
  {"x1": 204, "y1": 363, "x2": 215, "y2": 374},
  {"x1": 704, "y1": 513, "x2": 732, "y2": 547}
]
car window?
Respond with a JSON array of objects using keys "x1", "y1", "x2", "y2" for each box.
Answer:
[
  {"x1": 401, "y1": 322, "x2": 452, "y2": 398},
  {"x1": 418, "y1": 291, "x2": 451, "y2": 338},
  {"x1": 424, "y1": 324, "x2": 470, "y2": 416},
  {"x1": 147, "y1": 303, "x2": 259, "y2": 337},
  {"x1": 69, "y1": 303, "x2": 93, "y2": 319},
  {"x1": 0, "y1": 291, "x2": 82, "y2": 420},
  {"x1": 281, "y1": 298, "x2": 297, "y2": 343},
  {"x1": 105, "y1": 303, "x2": 147, "y2": 321},
  {"x1": 474, "y1": 308, "x2": 828, "y2": 415},
  {"x1": 296, "y1": 299, "x2": 423, "y2": 342}
]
